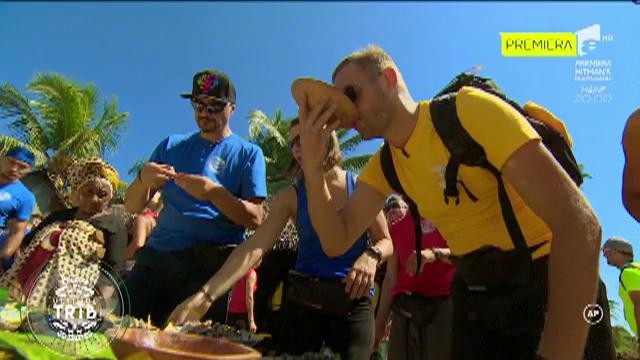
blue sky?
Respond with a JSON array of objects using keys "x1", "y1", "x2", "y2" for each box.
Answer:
[{"x1": 1, "y1": 2, "x2": 639, "y2": 327}]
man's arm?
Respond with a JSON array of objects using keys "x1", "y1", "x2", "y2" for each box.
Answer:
[
  {"x1": 167, "y1": 187, "x2": 295, "y2": 325},
  {"x1": 246, "y1": 270, "x2": 257, "y2": 333},
  {"x1": 374, "y1": 252, "x2": 398, "y2": 349},
  {"x1": 368, "y1": 211, "x2": 394, "y2": 262},
  {"x1": 502, "y1": 140, "x2": 601, "y2": 360},
  {"x1": 125, "y1": 162, "x2": 175, "y2": 214},
  {"x1": 622, "y1": 109, "x2": 640, "y2": 221},
  {"x1": 207, "y1": 189, "x2": 264, "y2": 230},
  {"x1": 0, "y1": 219, "x2": 28, "y2": 260}
]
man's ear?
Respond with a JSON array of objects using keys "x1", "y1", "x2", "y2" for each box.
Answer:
[{"x1": 381, "y1": 67, "x2": 398, "y2": 92}]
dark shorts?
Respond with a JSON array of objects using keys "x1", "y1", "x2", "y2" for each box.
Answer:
[
  {"x1": 389, "y1": 293, "x2": 453, "y2": 360},
  {"x1": 451, "y1": 256, "x2": 615, "y2": 360},
  {"x1": 276, "y1": 297, "x2": 374, "y2": 360},
  {"x1": 123, "y1": 243, "x2": 235, "y2": 327}
]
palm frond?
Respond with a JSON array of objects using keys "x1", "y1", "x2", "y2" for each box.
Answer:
[
  {"x1": 127, "y1": 160, "x2": 146, "y2": 177},
  {"x1": 93, "y1": 97, "x2": 128, "y2": 156},
  {"x1": 28, "y1": 73, "x2": 85, "y2": 145},
  {"x1": 339, "y1": 132, "x2": 364, "y2": 156},
  {"x1": 0, "y1": 82, "x2": 50, "y2": 148},
  {"x1": 342, "y1": 154, "x2": 372, "y2": 174},
  {"x1": 247, "y1": 109, "x2": 288, "y2": 147}
]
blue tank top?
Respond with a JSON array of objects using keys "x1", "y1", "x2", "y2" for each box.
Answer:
[{"x1": 294, "y1": 171, "x2": 369, "y2": 279}]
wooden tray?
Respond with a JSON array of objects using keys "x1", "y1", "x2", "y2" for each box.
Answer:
[{"x1": 107, "y1": 328, "x2": 261, "y2": 360}]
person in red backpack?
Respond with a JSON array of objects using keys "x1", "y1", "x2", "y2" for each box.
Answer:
[
  {"x1": 374, "y1": 195, "x2": 455, "y2": 359},
  {"x1": 295, "y1": 44, "x2": 610, "y2": 360},
  {"x1": 228, "y1": 265, "x2": 259, "y2": 332}
]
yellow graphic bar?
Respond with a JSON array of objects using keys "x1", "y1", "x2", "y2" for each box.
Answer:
[{"x1": 501, "y1": 32, "x2": 577, "y2": 57}]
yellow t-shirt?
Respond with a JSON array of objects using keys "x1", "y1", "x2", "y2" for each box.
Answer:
[
  {"x1": 359, "y1": 86, "x2": 552, "y2": 258},
  {"x1": 620, "y1": 263, "x2": 640, "y2": 336}
]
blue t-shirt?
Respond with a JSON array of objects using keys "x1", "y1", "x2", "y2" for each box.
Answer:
[
  {"x1": 147, "y1": 132, "x2": 267, "y2": 251},
  {"x1": 0, "y1": 180, "x2": 35, "y2": 229},
  {"x1": 295, "y1": 171, "x2": 369, "y2": 279}
]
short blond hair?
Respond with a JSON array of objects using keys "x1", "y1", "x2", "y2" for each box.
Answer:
[{"x1": 332, "y1": 45, "x2": 407, "y2": 92}]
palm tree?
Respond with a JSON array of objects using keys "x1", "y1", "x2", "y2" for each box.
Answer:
[
  {"x1": 0, "y1": 72, "x2": 129, "y2": 207},
  {"x1": 336, "y1": 128, "x2": 370, "y2": 173},
  {"x1": 247, "y1": 108, "x2": 293, "y2": 195}
]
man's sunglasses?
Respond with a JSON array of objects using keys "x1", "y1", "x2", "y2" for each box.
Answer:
[
  {"x1": 342, "y1": 72, "x2": 383, "y2": 104},
  {"x1": 191, "y1": 101, "x2": 227, "y2": 115},
  {"x1": 384, "y1": 202, "x2": 402, "y2": 212},
  {"x1": 344, "y1": 86, "x2": 358, "y2": 104}
]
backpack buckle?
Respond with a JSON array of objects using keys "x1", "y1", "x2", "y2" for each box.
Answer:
[{"x1": 444, "y1": 194, "x2": 460, "y2": 206}]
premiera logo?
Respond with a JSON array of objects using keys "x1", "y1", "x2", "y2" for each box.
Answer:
[{"x1": 501, "y1": 24, "x2": 612, "y2": 57}]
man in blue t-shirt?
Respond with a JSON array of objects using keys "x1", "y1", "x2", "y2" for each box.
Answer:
[
  {"x1": 0, "y1": 146, "x2": 36, "y2": 269},
  {"x1": 124, "y1": 69, "x2": 267, "y2": 326}
]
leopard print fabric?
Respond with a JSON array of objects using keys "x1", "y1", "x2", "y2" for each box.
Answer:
[{"x1": 0, "y1": 220, "x2": 106, "y2": 308}]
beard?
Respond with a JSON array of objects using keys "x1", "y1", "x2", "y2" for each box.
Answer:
[
  {"x1": 359, "y1": 103, "x2": 392, "y2": 140},
  {"x1": 197, "y1": 117, "x2": 225, "y2": 133}
]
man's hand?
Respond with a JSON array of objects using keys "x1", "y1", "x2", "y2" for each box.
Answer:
[
  {"x1": 297, "y1": 93, "x2": 340, "y2": 175},
  {"x1": 248, "y1": 321, "x2": 257, "y2": 333},
  {"x1": 174, "y1": 173, "x2": 220, "y2": 201},
  {"x1": 406, "y1": 249, "x2": 436, "y2": 277},
  {"x1": 343, "y1": 251, "x2": 377, "y2": 299},
  {"x1": 139, "y1": 162, "x2": 176, "y2": 190},
  {"x1": 167, "y1": 291, "x2": 213, "y2": 326},
  {"x1": 373, "y1": 317, "x2": 391, "y2": 350}
]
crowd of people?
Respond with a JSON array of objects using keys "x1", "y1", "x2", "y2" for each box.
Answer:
[{"x1": 0, "y1": 44, "x2": 639, "y2": 359}]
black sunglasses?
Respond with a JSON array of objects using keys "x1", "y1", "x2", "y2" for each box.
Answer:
[
  {"x1": 384, "y1": 202, "x2": 402, "y2": 212},
  {"x1": 342, "y1": 72, "x2": 383, "y2": 104},
  {"x1": 288, "y1": 135, "x2": 300, "y2": 150},
  {"x1": 344, "y1": 85, "x2": 358, "y2": 104},
  {"x1": 191, "y1": 101, "x2": 227, "y2": 115}
]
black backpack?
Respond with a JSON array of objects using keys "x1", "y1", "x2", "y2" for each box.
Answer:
[{"x1": 381, "y1": 73, "x2": 583, "y2": 270}]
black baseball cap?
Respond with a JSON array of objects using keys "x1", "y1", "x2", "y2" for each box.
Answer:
[{"x1": 180, "y1": 69, "x2": 236, "y2": 104}]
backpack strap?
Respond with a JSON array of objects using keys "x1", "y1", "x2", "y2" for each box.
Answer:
[
  {"x1": 380, "y1": 142, "x2": 424, "y2": 271},
  {"x1": 429, "y1": 94, "x2": 530, "y2": 257},
  {"x1": 620, "y1": 263, "x2": 640, "y2": 291}
]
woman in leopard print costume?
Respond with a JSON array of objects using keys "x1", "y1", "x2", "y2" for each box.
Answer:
[{"x1": 0, "y1": 158, "x2": 127, "y2": 308}]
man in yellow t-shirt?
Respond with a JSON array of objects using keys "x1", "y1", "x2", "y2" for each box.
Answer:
[
  {"x1": 295, "y1": 45, "x2": 605, "y2": 360},
  {"x1": 604, "y1": 237, "x2": 640, "y2": 336}
]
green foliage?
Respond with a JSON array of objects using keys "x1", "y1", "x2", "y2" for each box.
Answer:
[
  {"x1": 0, "y1": 72, "x2": 128, "y2": 171},
  {"x1": 0, "y1": 72, "x2": 129, "y2": 205}
]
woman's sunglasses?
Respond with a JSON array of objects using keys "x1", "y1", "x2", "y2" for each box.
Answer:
[
  {"x1": 288, "y1": 135, "x2": 300, "y2": 150},
  {"x1": 191, "y1": 101, "x2": 227, "y2": 115}
]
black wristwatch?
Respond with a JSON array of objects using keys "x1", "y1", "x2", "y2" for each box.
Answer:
[{"x1": 365, "y1": 245, "x2": 383, "y2": 263}]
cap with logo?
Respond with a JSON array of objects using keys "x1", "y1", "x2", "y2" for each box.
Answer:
[{"x1": 180, "y1": 69, "x2": 236, "y2": 104}]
